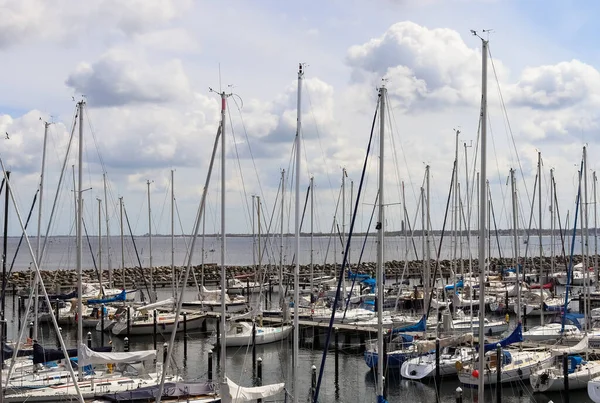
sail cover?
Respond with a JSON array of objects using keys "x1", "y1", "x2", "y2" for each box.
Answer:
[
  {"x1": 135, "y1": 297, "x2": 174, "y2": 311},
  {"x1": 79, "y1": 344, "x2": 156, "y2": 365},
  {"x1": 33, "y1": 343, "x2": 112, "y2": 364},
  {"x1": 87, "y1": 290, "x2": 126, "y2": 305},
  {"x1": 416, "y1": 333, "x2": 474, "y2": 353},
  {"x1": 390, "y1": 315, "x2": 427, "y2": 335},
  {"x1": 100, "y1": 382, "x2": 215, "y2": 402},
  {"x1": 227, "y1": 377, "x2": 284, "y2": 402},
  {"x1": 481, "y1": 323, "x2": 523, "y2": 353},
  {"x1": 551, "y1": 335, "x2": 588, "y2": 356}
]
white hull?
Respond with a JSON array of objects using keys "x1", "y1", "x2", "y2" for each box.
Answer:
[
  {"x1": 112, "y1": 313, "x2": 205, "y2": 336},
  {"x1": 523, "y1": 324, "x2": 581, "y2": 342},
  {"x1": 588, "y1": 376, "x2": 600, "y2": 403},
  {"x1": 401, "y1": 348, "x2": 473, "y2": 380},
  {"x1": 459, "y1": 350, "x2": 553, "y2": 387},
  {"x1": 222, "y1": 324, "x2": 292, "y2": 347},
  {"x1": 532, "y1": 361, "x2": 600, "y2": 392},
  {"x1": 182, "y1": 300, "x2": 247, "y2": 313}
]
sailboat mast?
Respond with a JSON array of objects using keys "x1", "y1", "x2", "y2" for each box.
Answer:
[
  {"x1": 310, "y1": 176, "x2": 314, "y2": 302},
  {"x1": 76, "y1": 101, "x2": 84, "y2": 380},
  {"x1": 219, "y1": 90, "x2": 228, "y2": 398},
  {"x1": 120, "y1": 197, "x2": 125, "y2": 290},
  {"x1": 147, "y1": 180, "x2": 155, "y2": 302},
  {"x1": 551, "y1": 169, "x2": 555, "y2": 277},
  {"x1": 376, "y1": 84, "x2": 386, "y2": 400},
  {"x1": 583, "y1": 146, "x2": 589, "y2": 333},
  {"x1": 293, "y1": 63, "x2": 303, "y2": 403},
  {"x1": 425, "y1": 165, "x2": 431, "y2": 313},
  {"x1": 464, "y1": 142, "x2": 472, "y2": 279},
  {"x1": 594, "y1": 171, "x2": 598, "y2": 283},
  {"x1": 98, "y1": 198, "x2": 102, "y2": 292},
  {"x1": 280, "y1": 170, "x2": 285, "y2": 306},
  {"x1": 511, "y1": 169, "x2": 520, "y2": 320},
  {"x1": 103, "y1": 173, "x2": 112, "y2": 288},
  {"x1": 538, "y1": 152, "x2": 544, "y2": 325},
  {"x1": 171, "y1": 170, "x2": 175, "y2": 298},
  {"x1": 33, "y1": 122, "x2": 49, "y2": 341},
  {"x1": 477, "y1": 37, "x2": 488, "y2": 399}
]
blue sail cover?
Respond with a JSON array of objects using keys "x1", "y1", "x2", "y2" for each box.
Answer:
[
  {"x1": 2, "y1": 343, "x2": 33, "y2": 361},
  {"x1": 481, "y1": 323, "x2": 523, "y2": 353},
  {"x1": 390, "y1": 315, "x2": 427, "y2": 335},
  {"x1": 33, "y1": 343, "x2": 112, "y2": 364},
  {"x1": 348, "y1": 270, "x2": 371, "y2": 280},
  {"x1": 563, "y1": 313, "x2": 584, "y2": 330},
  {"x1": 87, "y1": 290, "x2": 126, "y2": 305},
  {"x1": 445, "y1": 279, "x2": 463, "y2": 291}
]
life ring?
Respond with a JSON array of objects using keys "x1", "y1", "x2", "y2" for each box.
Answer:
[{"x1": 455, "y1": 361, "x2": 463, "y2": 371}]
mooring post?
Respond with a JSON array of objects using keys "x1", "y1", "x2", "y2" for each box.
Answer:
[
  {"x1": 334, "y1": 327, "x2": 339, "y2": 377},
  {"x1": 311, "y1": 365, "x2": 316, "y2": 395},
  {"x1": 163, "y1": 342, "x2": 168, "y2": 374},
  {"x1": 56, "y1": 327, "x2": 61, "y2": 348},
  {"x1": 496, "y1": 343, "x2": 502, "y2": 402},
  {"x1": 208, "y1": 350, "x2": 213, "y2": 381},
  {"x1": 216, "y1": 316, "x2": 220, "y2": 350},
  {"x1": 100, "y1": 304, "x2": 105, "y2": 346},
  {"x1": 563, "y1": 352, "x2": 569, "y2": 402},
  {"x1": 153, "y1": 309, "x2": 157, "y2": 350},
  {"x1": 183, "y1": 312, "x2": 188, "y2": 359},
  {"x1": 257, "y1": 357, "x2": 263, "y2": 402},
  {"x1": 123, "y1": 337, "x2": 129, "y2": 352},
  {"x1": 252, "y1": 322, "x2": 257, "y2": 371},
  {"x1": 17, "y1": 298, "x2": 21, "y2": 332},
  {"x1": 126, "y1": 306, "x2": 131, "y2": 338},
  {"x1": 87, "y1": 331, "x2": 92, "y2": 348},
  {"x1": 29, "y1": 321, "x2": 33, "y2": 340},
  {"x1": 456, "y1": 387, "x2": 463, "y2": 403},
  {"x1": 435, "y1": 338, "x2": 441, "y2": 395}
]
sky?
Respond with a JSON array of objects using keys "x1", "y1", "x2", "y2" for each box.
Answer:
[{"x1": 1, "y1": 0, "x2": 600, "y2": 245}]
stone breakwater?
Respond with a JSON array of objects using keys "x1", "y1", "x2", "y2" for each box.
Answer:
[{"x1": 5, "y1": 255, "x2": 588, "y2": 290}]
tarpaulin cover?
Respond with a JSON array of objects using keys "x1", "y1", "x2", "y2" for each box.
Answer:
[
  {"x1": 480, "y1": 323, "x2": 523, "y2": 353},
  {"x1": 33, "y1": 342, "x2": 112, "y2": 364},
  {"x1": 87, "y1": 289, "x2": 127, "y2": 305},
  {"x1": 390, "y1": 315, "x2": 426, "y2": 335},
  {"x1": 100, "y1": 382, "x2": 216, "y2": 402},
  {"x1": 79, "y1": 343, "x2": 156, "y2": 365}
]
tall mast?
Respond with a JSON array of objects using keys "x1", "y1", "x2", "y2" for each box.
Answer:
[
  {"x1": 421, "y1": 186, "x2": 426, "y2": 289},
  {"x1": 120, "y1": 197, "x2": 125, "y2": 290},
  {"x1": 537, "y1": 152, "x2": 544, "y2": 325},
  {"x1": 551, "y1": 169, "x2": 555, "y2": 277},
  {"x1": 33, "y1": 121, "x2": 49, "y2": 341},
  {"x1": 477, "y1": 37, "x2": 488, "y2": 400},
  {"x1": 453, "y1": 131, "x2": 460, "y2": 277},
  {"x1": 594, "y1": 171, "x2": 598, "y2": 283},
  {"x1": 147, "y1": 180, "x2": 155, "y2": 302},
  {"x1": 342, "y1": 168, "x2": 347, "y2": 299},
  {"x1": 583, "y1": 146, "x2": 589, "y2": 333},
  {"x1": 310, "y1": 176, "x2": 314, "y2": 303},
  {"x1": 171, "y1": 170, "x2": 175, "y2": 298},
  {"x1": 464, "y1": 142, "x2": 472, "y2": 281},
  {"x1": 425, "y1": 165, "x2": 431, "y2": 313},
  {"x1": 98, "y1": 198, "x2": 102, "y2": 293},
  {"x1": 219, "y1": 90, "x2": 228, "y2": 400},
  {"x1": 280, "y1": 170, "x2": 285, "y2": 307},
  {"x1": 293, "y1": 63, "x2": 303, "y2": 403},
  {"x1": 252, "y1": 195, "x2": 256, "y2": 269},
  {"x1": 511, "y1": 169, "x2": 520, "y2": 320},
  {"x1": 76, "y1": 101, "x2": 84, "y2": 380},
  {"x1": 376, "y1": 84, "x2": 386, "y2": 401},
  {"x1": 103, "y1": 173, "x2": 112, "y2": 288},
  {"x1": 201, "y1": 189, "x2": 206, "y2": 289}
]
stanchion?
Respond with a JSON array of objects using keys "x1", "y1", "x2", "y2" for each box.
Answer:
[
  {"x1": 87, "y1": 332, "x2": 92, "y2": 348},
  {"x1": 124, "y1": 337, "x2": 129, "y2": 352}
]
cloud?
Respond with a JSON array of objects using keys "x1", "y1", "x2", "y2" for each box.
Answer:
[
  {"x1": 509, "y1": 59, "x2": 600, "y2": 110},
  {"x1": 0, "y1": 0, "x2": 191, "y2": 49},
  {"x1": 346, "y1": 21, "x2": 507, "y2": 111},
  {"x1": 65, "y1": 49, "x2": 192, "y2": 107}
]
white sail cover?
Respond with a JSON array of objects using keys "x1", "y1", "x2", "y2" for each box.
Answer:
[
  {"x1": 416, "y1": 333, "x2": 474, "y2": 353},
  {"x1": 79, "y1": 344, "x2": 157, "y2": 365},
  {"x1": 136, "y1": 297, "x2": 175, "y2": 311},
  {"x1": 201, "y1": 286, "x2": 231, "y2": 303},
  {"x1": 226, "y1": 377, "x2": 284, "y2": 402},
  {"x1": 551, "y1": 335, "x2": 588, "y2": 356}
]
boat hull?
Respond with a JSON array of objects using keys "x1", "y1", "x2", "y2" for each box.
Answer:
[{"x1": 112, "y1": 314, "x2": 205, "y2": 336}]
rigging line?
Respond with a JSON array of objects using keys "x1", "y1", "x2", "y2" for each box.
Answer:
[
  {"x1": 488, "y1": 180, "x2": 504, "y2": 263},
  {"x1": 289, "y1": 184, "x2": 311, "y2": 266},
  {"x1": 8, "y1": 190, "x2": 38, "y2": 277},
  {"x1": 82, "y1": 215, "x2": 102, "y2": 287},
  {"x1": 122, "y1": 203, "x2": 150, "y2": 302},
  {"x1": 313, "y1": 94, "x2": 379, "y2": 403},
  {"x1": 488, "y1": 110, "x2": 509, "y2": 224},
  {"x1": 343, "y1": 190, "x2": 378, "y2": 317},
  {"x1": 230, "y1": 96, "x2": 269, "y2": 216},
  {"x1": 553, "y1": 175, "x2": 568, "y2": 263},
  {"x1": 83, "y1": 105, "x2": 110, "y2": 181},
  {"x1": 521, "y1": 174, "x2": 538, "y2": 267},
  {"x1": 323, "y1": 184, "x2": 343, "y2": 265},
  {"x1": 155, "y1": 174, "x2": 172, "y2": 235},
  {"x1": 425, "y1": 157, "x2": 457, "y2": 320},
  {"x1": 304, "y1": 83, "x2": 337, "y2": 205},
  {"x1": 386, "y1": 92, "x2": 420, "y2": 207},
  {"x1": 488, "y1": 45, "x2": 532, "y2": 206},
  {"x1": 226, "y1": 99, "x2": 252, "y2": 231}
]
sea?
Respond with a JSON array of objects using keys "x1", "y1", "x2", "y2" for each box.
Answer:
[{"x1": 1, "y1": 234, "x2": 593, "y2": 402}]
